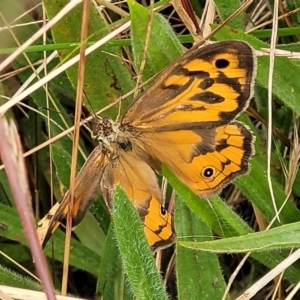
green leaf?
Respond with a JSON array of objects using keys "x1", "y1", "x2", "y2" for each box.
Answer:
[
  {"x1": 75, "y1": 211, "x2": 106, "y2": 256},
  {"x1": 175, "y1": 196, "x2": 227, "y2": 299},
  {"x1": 113, "y1": 186, "x2": 168, "y2": 300},
  {"x1": 43, "y1": 0, "x2": 135, "y2": 117},
  {"x1": 214, "y1": 0, "x2": 245, "y2": 30},
  {"x1": 0, "y1": 204, "x2": 100, "y2": 276},
  {"x1": 97, "y1": 225, "x2": 132, "y2": 300},
  {"x1": 128, "y1": 0, "x2": 182, "y2": 80}
]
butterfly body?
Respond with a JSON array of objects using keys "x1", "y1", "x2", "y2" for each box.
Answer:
[{"x1": 38, "y1": 41, "x2": 256, "y2": 250}]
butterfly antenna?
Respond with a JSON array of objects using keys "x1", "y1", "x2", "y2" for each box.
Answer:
[
  {"x1": 83, "y1": 90, "x2": 98, "y2": 119},
  {"x1": 81, "y1": 91, "x2": 104, "y2": 139}
]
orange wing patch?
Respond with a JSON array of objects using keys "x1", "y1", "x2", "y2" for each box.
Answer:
[{"x1": 101, "y1": 151, "x2": 174, "y2": 251}]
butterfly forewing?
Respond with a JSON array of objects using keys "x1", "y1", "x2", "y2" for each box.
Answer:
[
  {"x1": 122, "y1": 41, "x2": 255, "y2": 130},
  {"x1": 37, "y1": 146, "x2": 110, "y2": 247}
]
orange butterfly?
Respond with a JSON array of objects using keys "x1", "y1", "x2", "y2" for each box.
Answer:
[{"x1": 37, "y1": 40, "x2": 256, "y2": 251}]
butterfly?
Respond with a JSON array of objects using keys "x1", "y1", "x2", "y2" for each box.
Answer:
[{"x1": 37, "y1": 40, "x2": 256, "y2": 251}]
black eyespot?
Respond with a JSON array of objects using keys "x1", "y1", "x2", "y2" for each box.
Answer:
[
  {"x1": 215, "y1": 58, "x2": 229, "y2": 69},
  {"x1": 161, "y1": 206, "x2": 167, "y2": 216},
  {"x1": 203, "y1": 167, "x2": 214, "y2": 178}
]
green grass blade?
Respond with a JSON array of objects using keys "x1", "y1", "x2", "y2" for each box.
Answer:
[
  {"x1": 181, "y1": 222, "x2": 300, "y2": 252},
  {"x1": 0, "y1": 264, "x2": 41, "y2": 290}
]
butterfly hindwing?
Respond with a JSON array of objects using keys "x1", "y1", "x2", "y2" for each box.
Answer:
[
  {"x1": 139, "y1": 121, "x2": 254, "y2": 197},
  {"x1": 101, "y1": 151, "x2": 174, "y2": 250}
]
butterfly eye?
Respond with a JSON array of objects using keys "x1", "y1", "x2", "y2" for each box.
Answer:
[
  {"x1": 118, "y1": 141, "x2": 132, "y2": 150},
  {"x1": 202, "y1": 166, "x2": 216, "y2": 179},
  {"x1": 215, "y1": 58, "x2": 229, "y2": 69},
  {"x1": 160, "y1": 206, "x2": 167, "y2": 216},
  {"x1": 119, "y1": 142, "x2": 127, "y2": 150}
]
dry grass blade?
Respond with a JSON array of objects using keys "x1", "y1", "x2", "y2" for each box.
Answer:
[
  {"x1": 0, "y1": 0, "x2": 82, "y2": 73},
  {"x1": 285, "y1": 117, "x2": 300, "y2": 195},
  {"x1": 266, "y1": 0, "x2": 280, "y2": 221},
  {"x1": 60, "y1": 0, "x2": 92, "y2": 296},
  {"x1": 172, "y1": 0, "x2": 201, "y2": 40},
  {"x1": 236, "y1": 249, "x2": 300, "y2": 300},
  {"x1": 0, "y1": 285, "x2": 88, "y2": 300},
  {"x1": 0, "y1": 117, "x2": 56, "y2": 300},
  {"x1": 0, "y1": 288, "x2": 14, "y2": 300},
  {"x1": 0, "y1": 21, "x2": 131, "y2": 115}
]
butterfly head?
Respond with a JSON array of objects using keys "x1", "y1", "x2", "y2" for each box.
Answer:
[{"x1": 91, "y1": 116, "x2": 121, "y2": 145}]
